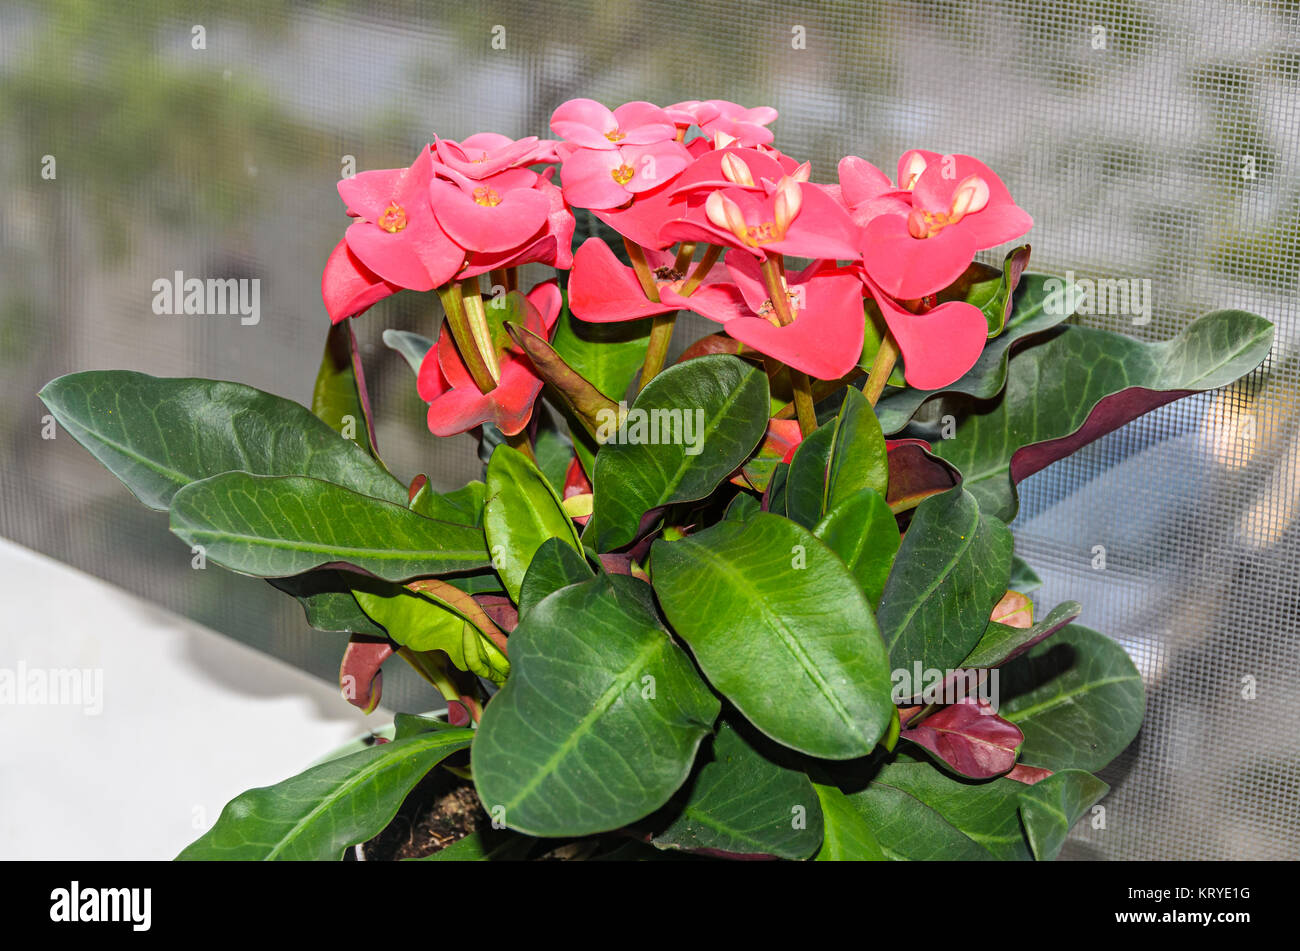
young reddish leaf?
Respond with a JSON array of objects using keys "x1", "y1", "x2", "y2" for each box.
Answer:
[
  {"x1": 885, "y1": 439, "x2": 960, "y2": 513},
  {"x1": 1007, "y1": 763, "x2": 1054, "y2": 785},
  {"x1": 339, "y1": 635, "x2": 393, "y2": 714},
  {"x1": 504, "y1": 321, "x2": 620, "y2": 439},
  {"x1": 991, "y1": 590, "x2": 1033, "y2": 628},
  {"x1": 901, "y1": 696, "x2": 1024, "y2": 779}
]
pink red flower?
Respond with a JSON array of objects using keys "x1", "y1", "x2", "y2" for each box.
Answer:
[
  {"x1": 568, "y1": 238, "x2": 725, "y2": 323},
  {"x1": 428, "y1": 167, "x2": 553, "y2": 255},
  {"x1": 665, "y1": 100, "x2": 779, "y2": 147},
  {"x1": 337, "y1": 146, "x2": 464, "y2": 291},
  {"x1": 861, "y1": 153, "x2": 1032, "y2": 299},
  {"x1": 418, "y1": 281, "x2": 562, "y2": 437},
  {"x1": 550, "y1": 99, "x2": 692, "y2": 210},
  {"x1": 859, "y1": 269, "x2": 987, "y2": 390},
  {"x1": 660, "y1": 173, "x2": 860, "y2": 262},
  {"x1": 660, "y1": 253, "x2": 866, "y2": 380},
  {"x1": 321, "y1": 239, "x2": 399, "y2": 324},
  {"x1": 432, "y1": 133, "x2": 554, "y2": 180}
]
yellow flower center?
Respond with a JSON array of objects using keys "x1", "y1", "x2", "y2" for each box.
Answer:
[
  {"x1": 472, "y1": 186, "x2": 502, "y2": 207},
  {"x1": 377, "y1": 201, "x2": 407, "y2": 233},
  {"x1": 611, "y1": 164, "x2": 635, "y2": 185},
  {"x1": 605, "y1": 129, "x2": 626, "y2": 142}
]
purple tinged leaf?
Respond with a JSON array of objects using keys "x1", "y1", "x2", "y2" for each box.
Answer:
[{"x1": 900, "y1": 696, "x2": 1024, "y2": 779}]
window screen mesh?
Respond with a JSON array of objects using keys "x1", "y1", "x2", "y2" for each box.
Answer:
[{"x1": 2, "y1": 0, "x2": 1296, "y2": 859}]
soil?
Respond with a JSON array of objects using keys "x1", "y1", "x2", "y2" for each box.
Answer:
[{"x1": 360, "y1": 769, "x2": 486, "y2": 860}]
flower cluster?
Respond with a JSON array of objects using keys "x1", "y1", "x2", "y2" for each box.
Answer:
[{"x1": 322, "y1": 98, "x2": 1032, "y2": 437}]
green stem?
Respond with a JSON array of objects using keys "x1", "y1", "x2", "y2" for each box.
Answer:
[
  {"x1": 460, "y1": 278, "x2": 501, "y2": 383},
  {"x1": 679, "y1": 244, "x2": 722, "y2": 296},
  {"x1": 759, "y1": 255, "x2": 817, "y2": 436},
  {"x1": 624, "y1": 238, "x2": 660, "y2": 301},
  {"x1": 672, "y1": 241, "x2": 696, "y2": 274},
  {"x1": 437, "y1": 283, "x2": 497, "y2": 395},
  {"x1": 505, "y1": 426, "x2": 536, "y2": 462},
  {"x1": 862, "y1": 330, "x2": 900, "y2": 408},
  {"x1": 638, "y1": 312, "x2": 677, "y2": 393}
]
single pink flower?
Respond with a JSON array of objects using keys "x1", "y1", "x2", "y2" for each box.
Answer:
[
  {"x1": 858, "y1": 268, "x2": 987, "y2": 390},
  {"x1": 428, "y1": 167, "x2": 553, "y2": 254},
  {"x1": 695, "y1": 100, "x2": 779, "y2": 147},
  {"x1": 568, "y1": 238, "x2": 724, "y2": 323},
  {"x1": 550, "y1": 100, "x2": 692, "y2": 210},
  {"x1": 830, "y1": 155, "x2": 913, "y2": 228},
  {"x1": 418, "y1": 281, "x2": 563, "y2": 437},
  {"x1": 321, "y1": 238, "x2": 400, "y2": 324},
  {"x1": 660, "y1": 175, "x2": 861, "y2": 262},
  {"x1": 555, "y1": 140, "x2": 692, "y2": 210},
  {"x1": 337, "y1": 146, "x2": 464, "y2": 291},
  {"x1": 432, "y1": 133, "x2": 553, "y2": 179},
  {"x1": 550, "y1": 99, "x2": 678, "y2": 149},
  {"x1": 861, "y1": 153, "x2": 1032, "y2": 299},
  {"x1": 660, "y1": 253, "x2": 866, "y2": 380},
  {"x1": 455, "y1": 173, "x2": 575, "y2": 277}
]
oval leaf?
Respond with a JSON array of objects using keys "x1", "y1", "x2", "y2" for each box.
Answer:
[
  {"x1": 177, "y1": 728, "x2": 474, "y2": 860},
  {"x1": 484, "y1": 444, "x2": 582, "y2": 603},
  {"x1": 169, "y1": 473, "x2": 489, "y2": 581},
  {"x1": 652, "y1": 723, "x2": 823, "y2": 860},
  {"x1": 587, "y1": 354, "x2": 770, "y2": 551},
  {"x1": 651, "y1": 513, "x2": 894, "y2": 760},
  {"x1": 472, "y1": 575, "x2": 720, "y2": 837},
  {"x1": 38, "y1": 370, "x2": 407, "y2": 510}
]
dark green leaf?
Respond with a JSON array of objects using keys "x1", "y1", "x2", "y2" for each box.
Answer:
[
  {"x1": 812, "y1": 487, "x2": 900, "y2": 606},
  {"x1": 934, "y1": 311, "x2": 1274, "y2": 520},
  {"x1": 1008, "y1": 554, "x2": 1043, "y2": 594},
  {"x1": 651, "y1": 514, "x2": 894, "y2": 759},
  {"x1": 875, "y1": 271, "x2": 1076, "y2": 434},
  {"x1": 825, "y1": 388, "x2": 889, "y2": 510},
  {"x1": 268, "y1": 570, "x2": 386, "y2": 635},
  {"x1": 38, "y1": 371, "x2": 406, "y2": 510},
  {"x1": 169, "y1": 473, "x2": 489, "y2": 580},
  {"x1": 652, "y1": 723, "x2": 823, "y2": 860},
  {"x1": 472, "y1": 575, "x2": 720, "y2": 837},
  {"x1": 846, "y1": 758, "x2": 1030, "y2": 861},
  {"x1": 999, "y1": 625, "x2": 1145, "y2": 771},
  {"x1": 784, "y1": 422, "x2": 834, "y2": 529},
  {"x1": 517, "y1": 536, "x2": 595, "y2": 618},
  {"x1": 177, "y1": 728, "x2": 473, "y2": 860},
  {"x1": 587, "y1": 355, "x2": 770, "y2": 551},
  {"x1": 877, "y1": 487, "x2": 1013, "y2": 671},
  {"x1": 961, "y1": 600, "x2": 1083, "y2": 669},
  {"x1": 1018, "y1": 769, "x2": 1109, "y2": 861}
]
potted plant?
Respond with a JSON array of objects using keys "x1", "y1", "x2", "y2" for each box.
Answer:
[{"x1": 40, "y1": 98, "x2": 1273, "y2": 861}]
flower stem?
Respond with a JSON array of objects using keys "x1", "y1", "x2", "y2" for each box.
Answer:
[
  {"x1": 638, "y1": 312, "x2": 677, "y2": 394},
  {"x1": 437, "y1": 283, "x2": 498, "y2": 395},
  {"x1": 759, "y1": 255, "x2": 817, "y2": 437},
  {"x1": 624, "y1": 238, "x2": 660, "y2": 301},
  {"x1": 861, "y1": 330, "x2": 900, "y2": 407},
  {"x1": 679, "y1": 244, "x2": 722, "y2": 295},
  {"x1": 460, "y1": 278, "x2": 501, "y2": 382},
  {"x1": 505, "y1": 426, "x2": 536, "y2": 462},
  {"x1": 673, "y1": 241, "x2": 696, "y2": 274}
]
